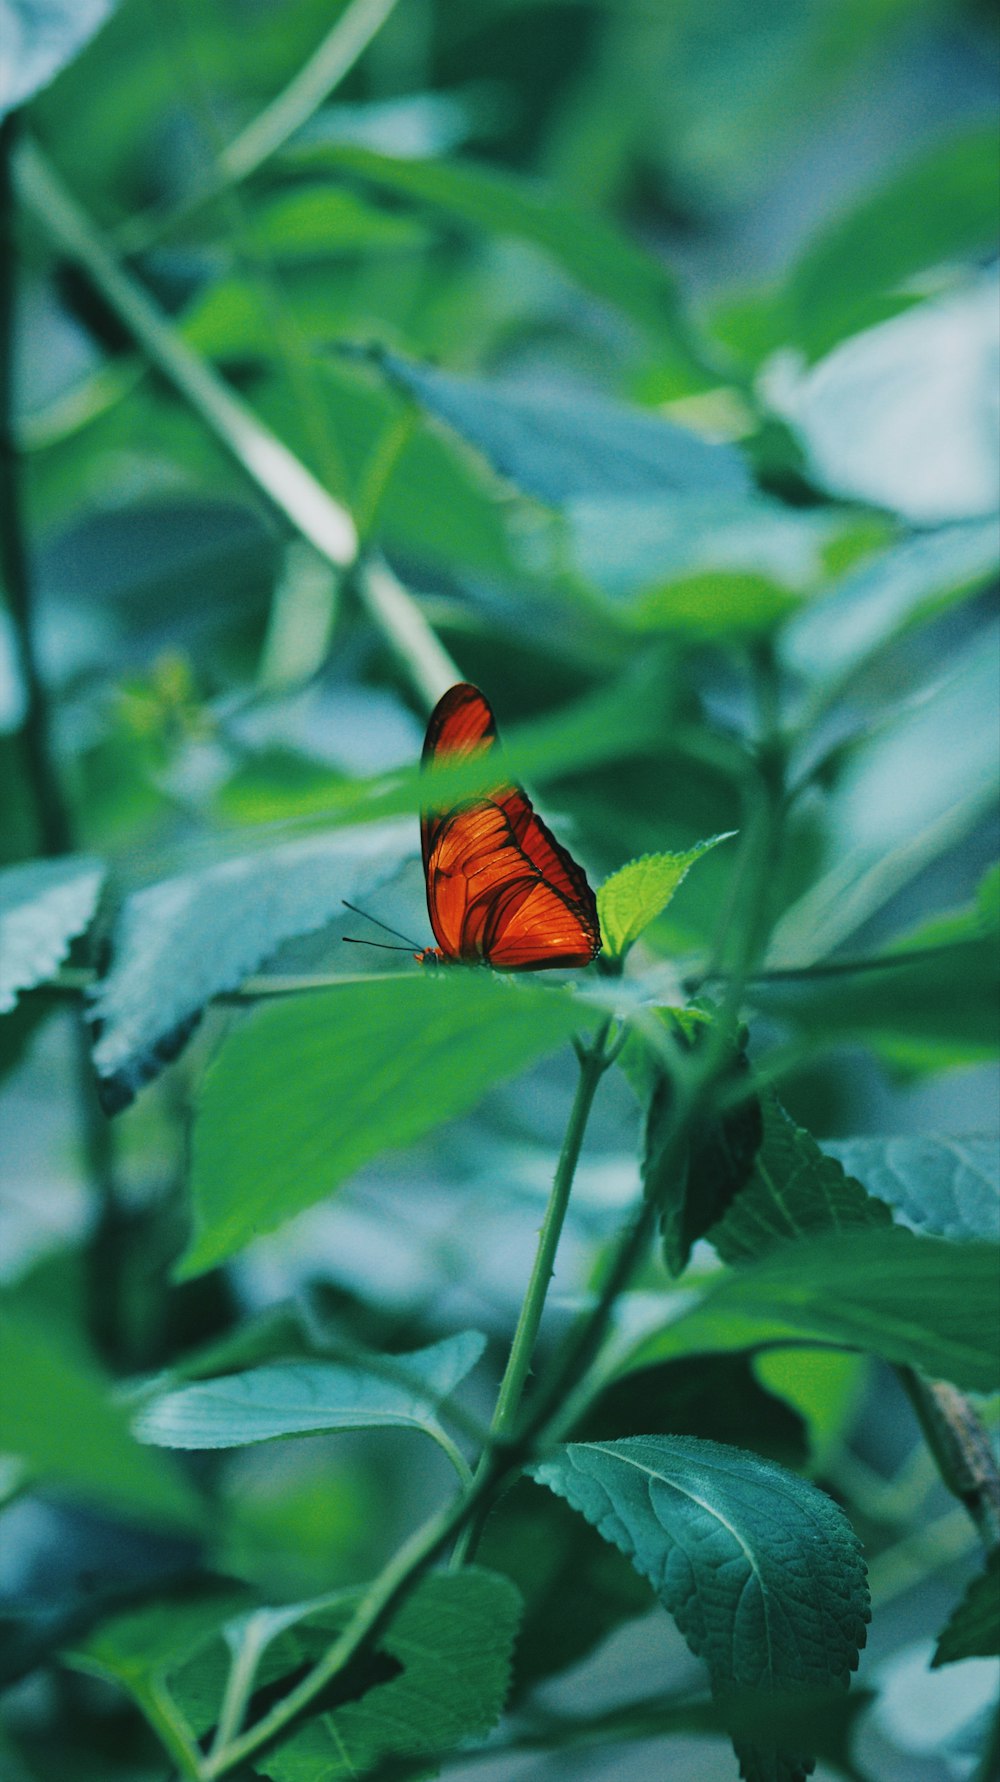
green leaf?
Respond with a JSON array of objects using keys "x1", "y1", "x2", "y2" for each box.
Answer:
[
  {"x1": 180, "y1": 973, "x2": 593, "y2": 1278},
  {"x1": 90, "y1": 821, "x2": 412, "y2": 1110},
  {"x1": 0, "y1": 855, "x2": 104, "y2": 1013},
  {"x1": 932, "y1": 1551, "x2": 1000, "y2": 1667},
  {"x1": 0, "y1": 0, "x2": 117, "y2": 120},
  {"x1": 598, "y1": 835, "x2": 734, "y2": 958},
  {"x1": 376, "y1": 351, "x2": 750, "y2": 505},
  {"x1": 532, "y1": 1436, "x2": 869, "y2": 1782},
  {"x1": 248, "y1": 185, "x2": 432, "y2": 259},
  {"x1": 0, "y1": 1308, "x2": 202, "y2": 1530},
  {"x1": 823, "y1": 1136, "x2": 998, "y2": 1244},
  {"x1": 581, "y1": 1352, "x2": 808, "y2": 1470},
  {"x1": 477, "y1": 1478, "x2": 651, "y2": 1700},
  {"x1": 629, "y1": 1227, "x2": 1000, "y2": 1393},
  {"x1": 783, "y1": 520, "x2": 1000, "y2": 691},
  {"x1": 709, "y1": 1097, "x2": 892, "y2": 1266},
  {"x1": 788, "y1": 127, "x2": 1000, "y2": 362},
  {"x1": 278, "y1": 144, "x2": 702, "y2": 356},
  {"x1": 134, "y1": 1332, "x2": 484, "y2": 1449},
  {"x1": 631, "y1": 568, "x2": 802, "y2": 636},
  {"x1": 643, "y1": 1022, "x2": 762, "y2": 1275},
  {"x1": 71, "y1": 1586, "x2": 256, "y2": 1690}
]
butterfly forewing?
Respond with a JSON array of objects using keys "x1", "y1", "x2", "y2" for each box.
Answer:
[{"x1": 419, "y1": 683, "x2": 600, "y2": 970}]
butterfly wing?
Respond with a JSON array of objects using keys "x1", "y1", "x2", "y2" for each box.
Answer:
[{"x1": 420, "y1": 683, "x2": 600, "y2": 969}]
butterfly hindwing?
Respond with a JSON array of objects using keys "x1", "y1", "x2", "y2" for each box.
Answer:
[{"x1": 420, "y1": 683, "x2": 600, "y2": 970}]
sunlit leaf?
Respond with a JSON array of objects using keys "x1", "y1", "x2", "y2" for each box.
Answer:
[
  {"x1": 134, "y1": 1331, "x2": 484, "y2": 1448},
  {"x1": 90, "y1": 821, "x2": 413, "y2": 1109},
  {"x1": 629, "y1": 1226, "x2": 1000, "y2": 1393},
  {"x1": 533, "y1": 1436, "x2": 868, "y2": 1782},
  {"x1": 180, "y1": 973, "x2": 594, "y2": 1278},
  {"x1": 0, "y1": 855, "x2": 104, "y2": 1013},
  {"x1": 598, "y1": 835, "x2": 734, "y2": 958}
]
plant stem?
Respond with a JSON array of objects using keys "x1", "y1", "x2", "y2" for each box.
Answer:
[{"x1": 899, "y1": 1369, "x2": 1000, "y2": 1550}]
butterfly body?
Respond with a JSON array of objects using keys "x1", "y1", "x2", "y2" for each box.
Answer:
[{"x1": 418, "y1": 683, "x2": 600, "y2": 971}]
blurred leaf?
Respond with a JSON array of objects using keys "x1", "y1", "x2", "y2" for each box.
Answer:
[
  {"x1": 0, "y1": 1309, "x2": 202, "y2": 1529},
  {"x1": 631, "y1": 569, "x2": 801, "y2": 636},
  {"x1": 754, "y1": 1349, "x2": 866, "y2": 1477},
  {"x1": 477, "y1": 1479, "x2": 650, "y2": 1699},
  {"x1": 783, "y1": 520, "x2": 1000, "y2": 689},
  {"x1": 770, "y1": 625, "x2": 1000, "y2": 964},
  {"x1": 788, "y1": 127, "x2": 1000, "y2": 362},
  {"x1": 751, "y1": 938, "x2": 1000, "y2": 1072},
  {"x1": 774, "y1": 272, "x2": 1000, "y2": 524},
  {"x1": 629, "y1": 1227, "x2": 1000, "y2": 1393},
  {"x1": 181, "y1": 973, "x2": 595, "y2": 1278},
  {"x1": 598, "y1": 835, "x2": 734, "y2": 959},
  {"x1": 0, "y1": 855, "x2": 104, "y2": 1013},
  {"x1": 709, "y1": 1096, "x2": 892, "y2": 1266},
  {"x1": 532, "y1": 1436, "x2": 868, "y2": 1782},
  {"x1": 280, "y1": 144, "x2": 702, "y2": 353},
  {"x1": 643, "y1": 1025, "x2": 763, "y2": 1276},
  {"x1": 249, "y1": 185, "x2": 432, "y2": 259},
  {"x1": 932, "y1": 1551, "x2": 1000, "y2": 1667},
  {"x1": 376, "y1": 351, "x2": 750, "y2": 504},
  {"x1": 90, "y1": 820, "x2": 413, "y2": 1110},
  {"x1": 822, "y1": 1136, "x2": 998, "y2": 1243},
  {"x1": 0, "y1": 0, "x2": 116, "y2": 118},
  {"x1": 71, "y1": 1584, "x2": 255, "y2": 1689},
  {"x1": 581, "y1": 1352, "x2": 808, "y2": 1470},
  {"x1": 134, "y1": 1331, "x2": 484, "y2": 1449}
]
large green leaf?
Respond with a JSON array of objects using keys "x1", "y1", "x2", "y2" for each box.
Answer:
[
  {"x1": 134, "y1": 1331, "x2": 484, "y2": 1448},
  {"x1": 181, "y1": 973, "x2": 592, "y2": 1278},
  {"x1": 0, "y1": 855, "x2": 104, "y2": 1013},
  {"x1": 0, "y1": 0, "x2": 116, "y2": 119},
  {"x1": 932, "y1": 1551, "x2": 1000, "y2": 1667},
  {"x1": 709, "y1": 1097, "x2": 892, "y2": 1266},
  {"x1": 90, "y1": 821, "x2": 412, "y2": 1110},
  {"x1": 277, "y1": 144, "x2": 700, "y2": 355},
  {"x1": 532, "y1": 1436, "x2": 869, "y2": 1782},
  {"x1": 376, "y1": 352, "x2": 750, "y2": 505},
  {"x1": 598, "y1": 835, "x2": 734, "y2": 960},
  {"x1": 628, "y1": 1227, "x2": 1000, "y2": 1393},
  {"x1": 823, "y1": 1136, "x2": 998, "y2": 1244},
  {"x1": 0, "y1": 1309, "x2": 202, "y2": 1529}
]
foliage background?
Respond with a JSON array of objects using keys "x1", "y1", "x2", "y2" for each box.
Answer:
[{"x1": 0, "y1": 0, "x2": 998, "y2": 1779}]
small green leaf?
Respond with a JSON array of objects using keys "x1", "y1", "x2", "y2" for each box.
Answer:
[
  {"x1": 134, "y1": 1332, "x2": 484, "y2": 1449},
  {"x1": 598, "y1": 835, "x2": 734, "y2": 959},
  {"x1": 532, "y1": 1436, "x2": 869, "y2": 1782},
  {"x1": 0, "y1": 1309, "x2": 202, "y2": 1530},
  {"x1": 70, "y1": 1587, "x2": 256, "y2": 1689},
  {"x1": 0, "y1": 855, "x2": 104, "y2": 1014},
  {"x1": 181, "y1": 974, "x2": 592, "y2": 1279},
  {"x1": 823, "y1": 1135, "x2": 998, "y2": 1244},
  {"x1": 932, "y1": 1551, "x2": 1000, "y2": 1667},
  {"x1": 629, "y1": 1227, "x2": 1000, "y2": 1393},
  {"x1": 709, "y1": 1096, "x2": 892, "y2": 1265}
]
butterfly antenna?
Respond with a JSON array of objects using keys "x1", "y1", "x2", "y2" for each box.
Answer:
[
  {"x1": 342, "y1": 900, "x2": 421, "y2": 949},
  {"x1": 342, "y1": 936, "x2": 413, "y2": 951}
]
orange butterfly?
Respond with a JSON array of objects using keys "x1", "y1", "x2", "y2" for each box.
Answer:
[{"x1": 416, "y1": 683, "x2": 601, "y2": 971}]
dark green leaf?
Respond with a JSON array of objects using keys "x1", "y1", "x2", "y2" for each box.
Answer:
[
  {"x1": 580, "y1": 1352, "x2": 809, "y2": 1470},
  {"x1": 629, "y1": 1227, "x2": 1000, "y2": 1393},
  {"x1": 0, "y1": 1309, "x2": 202, "y2": 1530},
  {"x1": 532, "y1": 1436, "x2": 869, "y2": 1782},
  {"x1": 0, "y1": 855, "x2": 104, "y2": 1013},
  {"x1": 0, "y1": 0, "x2": 116, "y2": 119},
  {"x1": 90, "y1": 821, "x2": 412, "y2": 1109},
  {"x1": 134, "y1": 1332, "x2": 484, "y2": 1448},
  {"x1": 823, "y1": 1136, "x2": 998, "y2": 1244},
  {"x1": 932, "y1": 1551, "x2": 1000, "y2": 1666},
  {"x1": 376, "y1": 352, "x2": 750, "y2": 504},
  {"x1": 181, "y1": 973, "x2": 593, "y2": 1278},
  {"x1": 709, "y1": 1097, "x2": 892, "y2": 1266}
]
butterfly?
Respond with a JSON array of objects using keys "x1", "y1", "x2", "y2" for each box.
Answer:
[{"x1": 415, "y1": 682, "x2": 601, "y2": 971}]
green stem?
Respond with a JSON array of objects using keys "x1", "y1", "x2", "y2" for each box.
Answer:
[{"x1": 899, "y1": 1368, "x2": 1000, "y2": 1550}]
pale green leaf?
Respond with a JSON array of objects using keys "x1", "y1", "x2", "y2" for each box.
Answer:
[
  {"x1": 0, "y1": 855, "x2": 104, "y2": 1014},
  {"x1": 598, "y1": 835, "x2": 734, "y2": 958},
  {"x1": 180, "y1": 974, "x2": 592, "y2": 1278},
  {"x1": 134, "y1": 1332, "x2": 484, "y2": 1449},
  {"x1": 0, "y1": 0, "x2": 116, "y2": 119},
  {"x1": 823, "y1": 1136, "x2": 998, "y2": 1244},
  {"x1": 532, "y1": 1436, "x2": 868, "y2": 1782},
  {"x1": 629, "y1": 1227, "x2": 1000, "y2": 1393}
]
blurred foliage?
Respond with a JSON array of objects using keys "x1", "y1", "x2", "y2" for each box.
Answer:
[{"x1": 1, "y1": 1, "x2": 998, "y2": 1780}]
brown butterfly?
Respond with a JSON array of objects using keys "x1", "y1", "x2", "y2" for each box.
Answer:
[{"x1": 415, "y1": 682, "x2": 600, "y2": 970}]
